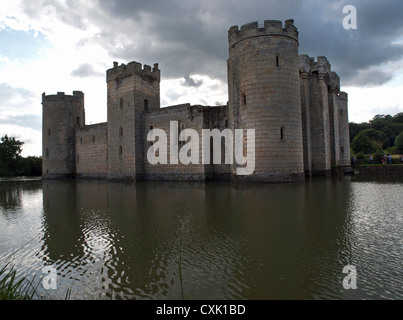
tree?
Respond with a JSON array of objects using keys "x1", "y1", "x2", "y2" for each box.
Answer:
[
  {"x1": 349, "y1": 122, "x2": 370, "y2": 143},
  {"x1": 361, "y1": 128, "x2": 389, "y2": 149},
  {"x1": 392, "y1": 112, "x2": 403, "y2": 123},
  {"x1": 395, "y1": 131, "x2": 403, "y2": 154},
  {"x1": 0, "y1": 135, "x2": 24, "y2": 176},
  {"x1": 352, "y1": 131, "x2": 376, "y2": 154}
]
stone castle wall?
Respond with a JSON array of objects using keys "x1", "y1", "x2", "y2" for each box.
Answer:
[
  {"x1": 42, "y1": 19, "x2": 351, "y2": 182},
  {"x1": 106, "y1": 61, "x2": 160, "y2": 180},
  {"x1": 228, "y1": 20, "x2": 304, "y2": 182},
  {"x1": 42, "y1": 91, "x2": 85, "y2": 178},
  {"x1": 338, "y1": 92, "x2": 351, "y2": 164},
  {"x1": 76, "y1": 123, "x2": 108, "y2": 178},
  {"x1": 298, "y1": 55, "x2": 348, "y2": 175},
  {"x1": 143, "y1": 104, "x2": 231, "y2": 180}
]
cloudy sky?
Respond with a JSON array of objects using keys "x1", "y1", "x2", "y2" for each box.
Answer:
[{"x1": 1, "y1": 0, "x2": 402, "y2": 156}]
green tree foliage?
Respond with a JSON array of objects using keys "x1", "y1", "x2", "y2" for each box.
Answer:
[
  {"x1": 361, "y1": 128, "x2": 389, "y2": 149},
  {"x1": 349, "y1": 112, "x2": 403, "y2": 154},
  {"x1": 395, "y1": 131, "x2": 403, "y2": 154},
  {"x1": 352, "y1": 131, "x2": 376, "y2": 154},
  {"x1": 0, "y1": 135, "x2": 42, "y2": 177},
  {"x1": 392, "y1": 112, "x2": 403, "y2": 123},
  {"x1": 373, "y1": 149, "x2": 385, "y2": 164},
  {"x1": 0, "y1": 135, "x2": 24, "y2": 176}
]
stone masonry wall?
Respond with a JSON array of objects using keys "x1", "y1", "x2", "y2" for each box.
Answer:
[
  {"x1": 106, "y1": 61, "x2": 160, "y2": 180},
  {"x1": 299, "y1": 56, "x2": 333, "y2": 175},
  {"x1": 42, "y1": 91, "x2": 85, "y2": 178},
  {"x1": 42, "y1": 20, "x2": 351, "y2": 183},
  {"x1": 228, "y1": 20, "x2": 304, "y2": 182},
  {"x1": 76, "y1": 123, "x2": 108, "y2": 178},
  {"x1": 338, "y1": 92, "x2": 351, "y2": 164},
  {"x1": 329, "y1": 72, "x2": 341, "y2": 166},
  {"x1": 144, "y1": 104, "x2": 207, "y2": 180}
]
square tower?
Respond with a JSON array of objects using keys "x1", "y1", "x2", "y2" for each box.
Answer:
[{"x1": 106, "y1": 61, "x2": 160, "y2": 180}]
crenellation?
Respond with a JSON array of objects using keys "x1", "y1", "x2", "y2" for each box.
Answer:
[
  {"x1": 106, "y1": 60, "x2": 160, "y2": 83},
  {"x1": 229, "y1": 19, "x2": 299, "y2": 49},
  {"x1": 42, "y1": 19, "x2": 350, "y2": 182}
]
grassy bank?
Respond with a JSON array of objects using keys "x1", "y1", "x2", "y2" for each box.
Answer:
[{"x1": 0, "y1": 264, "x2": 37, "y2": 300}]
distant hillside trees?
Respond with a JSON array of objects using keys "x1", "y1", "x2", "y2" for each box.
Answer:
[
  {"x1": 350, "y1": 113, "x2": 403, "y2": 155},
  {"x1": 0, "y1": 135, "x2": 42, "y2": 177},
  {"x1": 395, "y1": 131, "x2": 403, "y2": 154}
]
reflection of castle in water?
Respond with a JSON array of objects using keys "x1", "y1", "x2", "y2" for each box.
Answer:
[{"x1": 41, "y1": 179, "x2": 353, "y2": 299}]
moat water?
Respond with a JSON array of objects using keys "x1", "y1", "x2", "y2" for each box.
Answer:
[{"x1": 0, "y1": 176, "x2": 402, "y2": 300}]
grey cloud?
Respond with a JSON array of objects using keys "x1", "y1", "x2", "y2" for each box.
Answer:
[
  {"x1": 0, "y1": 114, "x2": 42, "y2": 131},
  {"x1": 0, "y1": 83, "x2": 34, "y2": 103},
  {"x1": 0, "y1": 84, "x2": 41, "y2": 132},
  {"x1": 0, "y1": 83, "x2": 37, "y2": 114},
  {"x1": 344, "y1": 68, "x2": 394, "y2": 87},
  {"x1": 71, "y1": 64, "x2": 104, "y2": 78},
  {"x1": 180, "y1": 74, "x2": 203, "y2": 88},
  {"x1": 21, "y1": 0, "x2": 403, "y2": 87}
]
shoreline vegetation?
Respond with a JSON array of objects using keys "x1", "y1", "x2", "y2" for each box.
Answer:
[
  {"x1": 0, "y1": 135, "x2": 42, "y2": 178},
  {"x1": 349, "y1": 112, "x2": 403, "y2": 167},
  {"x1": 0, "y1": 263, "x2": 71, "y2": 300},
  {"x1": 0, "y1": 264, "x2": 42, "y2": 300}
]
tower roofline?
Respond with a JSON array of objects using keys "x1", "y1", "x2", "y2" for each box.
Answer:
[
  {"x1": 106, "y1": 60, "x2": 160, "y2": 82},
  {"x1": 228, "y1": 19, "x2": 298, "y2": 48},
  {"x1": 42, "y1": 91, "x2": 84, "y2": 103}
]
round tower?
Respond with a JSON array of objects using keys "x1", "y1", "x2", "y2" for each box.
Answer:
[
  {"x1": 42, "y1": 91, "x2": 85, "y2": 178},
  {"x1": 227, "y1": 20, "x2": 304, "y2": 182}
]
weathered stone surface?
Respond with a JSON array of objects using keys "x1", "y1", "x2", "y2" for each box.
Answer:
[{"x1": 42, "y1": 19, "x2": 350, "y2": 182}]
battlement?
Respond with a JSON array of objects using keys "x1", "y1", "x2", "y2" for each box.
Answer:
[
  {"x1": 228, "y1": 19, "x2": 298, "y2": 48},
  {"x1": 299, "y1": 55, "x2": 335, "y2": 79},
  {"x1": 106, "y1": 61, "x2": 160, "y2": 82},
  {"x1": 42, "y1": 91, "x2": 84, "y2": 104},
  {"x1": 338, "y1": 91, "x2": 348, "y2": 100}
]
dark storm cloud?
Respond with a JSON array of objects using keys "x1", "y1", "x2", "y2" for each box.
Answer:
[
  {"x1": 21, "y1": 0, "x2": 403, "y2": 87},
  {"x1": 296, "y1": 0, "x2": 403, "y2": 86}
]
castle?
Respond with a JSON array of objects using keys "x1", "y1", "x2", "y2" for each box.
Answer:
[{"x1": 42, "y1": 19, "x2": 350, "y2": 182}]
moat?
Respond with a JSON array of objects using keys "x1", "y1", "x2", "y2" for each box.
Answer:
[{"x1": 0, "y1": 176, "x2": 402, "y2": 300}]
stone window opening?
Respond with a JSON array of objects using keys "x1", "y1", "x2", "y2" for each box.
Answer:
[
  {"x1": 144, "y1": 99, "x2": 149, "y2": 112},
  {"x1": 80, "y1": 138, "x2": 83, "y2": 145},
  {"x1": 150, "y1": 125, "x2": 154, "y2": 146},
  {"x1": 276, "y1": 55, "x2": 280, "y2": 67},
  {"x1": 76, "y1": 117, "x2": 80, "y2": 126},
  {"x1": 92, "y1": 135, "x2": 95, "y2": 143},
  {"x1": 48, "y1": 128, "x2": 51, "y2": 136},
  {"x1": 280, "y1": 126, "x2": 285, "y2": 140},
  {"x1": 46, "y1": 148, "x2": 49, "y2": 157},
  {"x1": 119, "y1": 127, "x2": 123, "y2": 137},
  {"x1": 119, "y1": 145, "x2": 123, "y2": 155},
  {"x1": 225, "y1": 120, "x2": 228, "y2": 128},
  {"x1": 120, "y1": 98, "x2": 123, "y2": 109},
  {"x1": 242, "y1": 93, "x2": 246, "y2": 106}
]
